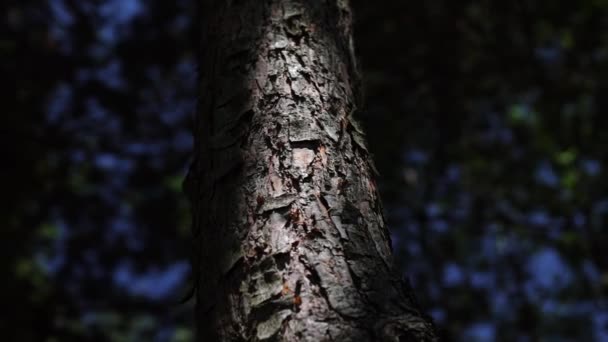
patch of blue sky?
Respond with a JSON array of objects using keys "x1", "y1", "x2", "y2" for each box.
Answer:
[
  {"x1": 125, "y1": 141, "x2": 167, "y2": 156},
  {"x1": 403, "y1": 148, "x2": 428, "y2": 165},
  {"x1": 463, "y1": 322, "x2": 495, "y2": 342},
  {"x1": 110, "y1": 216, "x2": 131, "y2": 237},
  {"x1": 582, "y1": 259, "x2": 600, "y2": 284},
  {"x1": 490, "y1": 289, "x2": 510, "y2": 316},
  {"x1": 525, "y1": 247, "x2": 573, "y2": 298},
  {"x1": 113, "y1": 262, "x2": 133, "y2": 287},
  {"x1": 85, "y1": 97, "x2": 109, "y2": 121},
  {"x1": 535, "y1": 160, "x2": 559, "y2": 188},
  {"x1": 113, "y1": 261, "x2": 189, "y2": 301},
  {"x1": 581, "y1": 159, "x2": 601, "y2": 176},
  {"x1": 389, "y1": 233, "x2": 400, "y2": 252},
  {"x1": 470, "y1": 271, "x2": 494, "y2": 290},
  {"x1": 49, "y1": 0, "x2": 74, "y2": 26},
  {"x1": 429, "y1": 219, "x2": 449, "y2": 233},
  {"x1": 480, "y1": 231, "x2": 498, "y2": 261},
  {"x1": 540, "y1": 299, "x2": 560, "y2": 314},
  {"x1": 155, "y1": 326, "x2": 177, "y2": 342},
  {"x1": 445, "y1": 164, "x2": 461, "y2": 183},
  {"x1": 497, "y1": 233, "x2": 525, "y2": 258},
  {"x1": 173, "y1": 130, "x2": 193, "y2": 151},
  {"x1": 535, "y1": 45, "x2": 562, "y2": 65},
  {"x1": 96, "y1": 59, "x2": 127, "y2": 90},
  {"x1": 48, "y1": 0, "x2": 74, "y2": 27},
  {"x1": 425, "y1": 202, "x2": 442, "y2": 218},
  {"x1": 160, "y1": 103, "x2": 190, "y2": 125},
  {"x1": 100, "y1": 0, "x2": 143, "y2": 24},
  {"x1": 98, "y1": 0, "x2": 143, "y2": 43},
  {"x1": 95, "y1": 153, "x2": 134, "y2": 173},
  {"x1": 594, "y1": 311, "x2": 608, "y2": 341},
  {"x1": 37, "y1": 251, "x2": 66, "y2": 276},
  {"x1": 46, "y1": 83, "x2": 72, "y2": 124},
  {"x1": 176, "y1": 59, "x2": 197, "y2": 87},
  {"x1": 540, "y1": 299, "x2": 594, "y2": 317},
  {"x1": 83, "y1": 97, "x2": 123, "y2": 134},
  {"x1": 443, "y1": 263, "x2": 465, "y2": 287},
  {"x1": 430, "y1": 308, "x2": 446, "y2": 324},
  {"x1": 107, "y1": 205, "x2": 140, "y2": 249},
  {"x1": 527, "y1": 209, "x2": 551, "y2": 227},
  {"x1": 125, "y1": 142, "x2": 149, "y2": 155},
  {"x1": 48, "y1": 0, "x2": 74, "y2": 52},
  {"x1": 572, "y1": 211, "x2": 586, "y2": 228}
]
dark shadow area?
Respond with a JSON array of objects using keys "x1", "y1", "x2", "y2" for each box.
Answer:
[{"x1": 4, "y1": 0, "x2": 608, "y2": 340}]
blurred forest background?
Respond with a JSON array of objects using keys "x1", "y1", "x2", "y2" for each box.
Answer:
[{"x1": 4, "y1": 0, "x2": 608, "y2": 340}]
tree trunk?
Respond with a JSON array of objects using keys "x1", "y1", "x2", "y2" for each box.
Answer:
[{"x1": 186, "y1": 0, "x2": 437, "y2": 340}]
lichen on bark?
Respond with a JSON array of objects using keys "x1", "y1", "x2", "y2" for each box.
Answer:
[{"x1": 186, "y1": 0, "x2": 438, "y2": 340}]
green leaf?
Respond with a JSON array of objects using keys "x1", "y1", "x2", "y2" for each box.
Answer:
[
  {"x1": 561, "y1": 30, "x2": 574, "y2": 49},
  {"x1": 508, "y1": 104, "x2": 537, "y2": 126},
  {"x1": 556, "y1": 148, "x2": 577, "y2": 165},
  {"x1": 561, "y1": 170, "x2": 579, "y2": 189},
  {"x1": 165, "y1": 175, "x2": 184, "y2": 193},
  {"x1": 172, "y1": 327, "x2": 193, "y2": 342},
  {"x1": 38, "y1": 223, "x2": 58, "y2": 239}
]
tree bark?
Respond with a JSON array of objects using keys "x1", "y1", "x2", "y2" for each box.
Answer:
[{"x1": 186, "y1": 0, "x2": 437, "y2": 340}]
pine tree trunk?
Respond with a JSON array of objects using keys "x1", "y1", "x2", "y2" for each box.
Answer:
[{"x1": 186, "y1": 0, "x2": 437, "y2": 340}]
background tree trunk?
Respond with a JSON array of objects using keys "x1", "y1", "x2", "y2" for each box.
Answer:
[{"x1": 187, "y1": 0, "x2": 437, "y2": 340}]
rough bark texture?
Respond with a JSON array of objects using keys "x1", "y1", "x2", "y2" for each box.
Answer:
[{"x1": 185, "y1": 0, "x2": 437, "y2": 340}]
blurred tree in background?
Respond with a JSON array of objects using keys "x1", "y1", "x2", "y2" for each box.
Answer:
[{"x1": 3, "y1": 0, "x2": 608, "y2": 340}]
